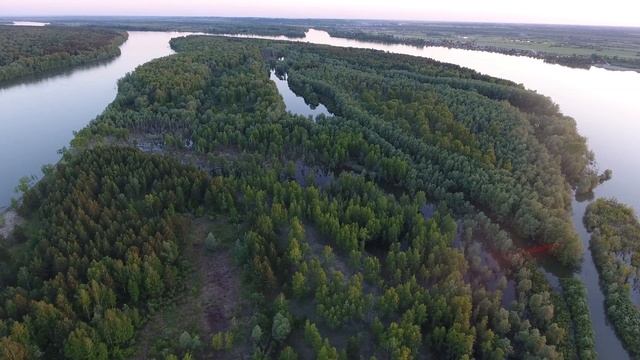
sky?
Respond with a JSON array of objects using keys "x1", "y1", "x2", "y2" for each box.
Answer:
[{"x1": 2, "y1": 0, "x2": 640, "y2": 27}]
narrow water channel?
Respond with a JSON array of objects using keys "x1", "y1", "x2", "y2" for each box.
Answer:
[{"x1": 269, "y1": 69, "x2": 332, "y2": 119}]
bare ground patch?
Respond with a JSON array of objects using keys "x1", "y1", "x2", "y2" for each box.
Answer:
[{"x1": 135, "y1": 217, "x2": 248, "y2": 359}]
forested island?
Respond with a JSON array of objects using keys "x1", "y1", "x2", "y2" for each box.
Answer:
[
  {"x1": 0, "y1": 25, "x2": 127, "y2": 83},
  {"x1": 585, "y1": 199, "x2": 640, "y2": 357},
  {"x1": 0, "y1": 32, "x2": 610, "y2": 359}
]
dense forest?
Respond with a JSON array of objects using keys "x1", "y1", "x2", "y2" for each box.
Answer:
[
  {"x1": 0, "y1": 26, "x2": 127, "y2": 83},
  {"x1": 0, "y1": 35, "x2": 603, "y2": 358},
  {"x1": 585, "y1": 199, "x2": 640, "y2": 357}
]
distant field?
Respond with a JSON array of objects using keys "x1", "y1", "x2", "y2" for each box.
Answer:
[{"x1": 312, "y1": 20, "x2": 640, "y2": 70}]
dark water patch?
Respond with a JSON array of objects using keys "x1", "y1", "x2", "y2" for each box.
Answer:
[
  {"x1": 630, "y1": 278, "x2": 640, "y2": 307},
  {"x1": 451, "y1": 221, "x2": 464, "y2": 249},
  {"x1": 293, "y1": 160, "x2": 334, "y2": 189},
  {"x1": 502, "y1": 280, "x2": 517, "y2": 307},
  {"x1": 540, "y1": 267, "x2": 562, "y2": 292},
  {"x1": 420, "y1": 203, "x2": 436, "y2": 221},
  {"x1": 135, "y1": 139, "x2": 164, "y2": 154}
]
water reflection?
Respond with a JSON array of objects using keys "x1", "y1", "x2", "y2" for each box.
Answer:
[
  {"x1": 10, "y1": 21, "x2": 49, "y2": 26},
  {"x1": 269, "y1": 69, "x2": 332, "y2": 119}
]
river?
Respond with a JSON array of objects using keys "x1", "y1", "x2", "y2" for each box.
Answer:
[{"x1": 1, "y1": 27, "x2": 639, "y2": 358}]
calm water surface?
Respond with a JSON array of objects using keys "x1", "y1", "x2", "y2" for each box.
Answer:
[
  {"x1": 11, "y1": 21, "x2": 49, "y2": 26},
  {"x1": 230, "y1": 29, "x2": 640, "y2": 358},
  {"x1": 0, "y1": 31, "x2": 195, "y2": 208}
]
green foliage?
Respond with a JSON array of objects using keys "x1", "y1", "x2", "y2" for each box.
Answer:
[
  {"x1": 251, "y1": 325, "x2": 263, "y2": 344},
  {"x1": 178, "y1": 331, "x2": 201, "y2": 351},
  {"x1": 211, "y1": 331, "x2": 233, "y2": 351},
  {"x1": 169, "y1": 35, "x2": 591, "y2": 266},
  {"x1": 316, "y1": 272, "x2": 366, "y2": 328},
  {"x1": 304, "y1": 320, "x2": 323, "y2": 353},
  {"x1": 271, "y1": 312, "x2": 291, "y2": 342},
  {"x1": 64, "y1": 326, "x2": 108, "y2": 360},
  {"x1": 278, "y1": 346, "x2": 298, "y2": 360},
  {"x1": 560, "y1": 277, "x2": 596, "y2": 360},
  {"x1": 204, "y1": 232, "x2": 220, "y2": 251},
  {"x1": 0, "y1": 148, "x2": 205, "y2": 358}
]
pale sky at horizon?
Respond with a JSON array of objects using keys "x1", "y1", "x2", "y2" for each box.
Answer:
[{"x1": 2, "y1": 0, "x2": 640, "y2": 27}]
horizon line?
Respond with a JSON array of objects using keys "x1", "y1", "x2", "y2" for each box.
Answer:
[{"x1": 2, "y1": 14, "x2": 639, "y2": 29}]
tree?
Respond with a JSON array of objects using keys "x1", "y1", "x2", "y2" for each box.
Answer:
[
  {"x1": 251, "y1": 325, "x2": 263, "y2": 344},
  {"x1": 64, "y1": 327, "x2": 108, "y2": 360},
  {"x1": 279, "y1": 346, "x2": 298, "y2": 360},
  {"x1": 272, "y1": 312, "x2": 291, "y2": 342},
  {"x1": 179, "y1": 331, "x2": 201, "y2": 351},
  {"x1": 97, "y1": 309, "x2": 134, "y2": 347},
  {"x1": 205, "y1": 232, "x2": 219, "y2": 251},
  {"x1": 304, "y1": 320, "x2": 323, "y2": 352},
  {"x1": 292, "y1": 271, "x2": 307, "y2": 298},
  {"x1": 0, "y1": 337, "x2": 29, "y2": 360}
]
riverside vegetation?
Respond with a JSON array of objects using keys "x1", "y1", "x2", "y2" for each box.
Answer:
[
  {"x1": 0, "y1": 35, "x2": 606, "y2": 359},
  {"x1": 585, "y1": 199, "x2": 640, "y2": 358}
]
